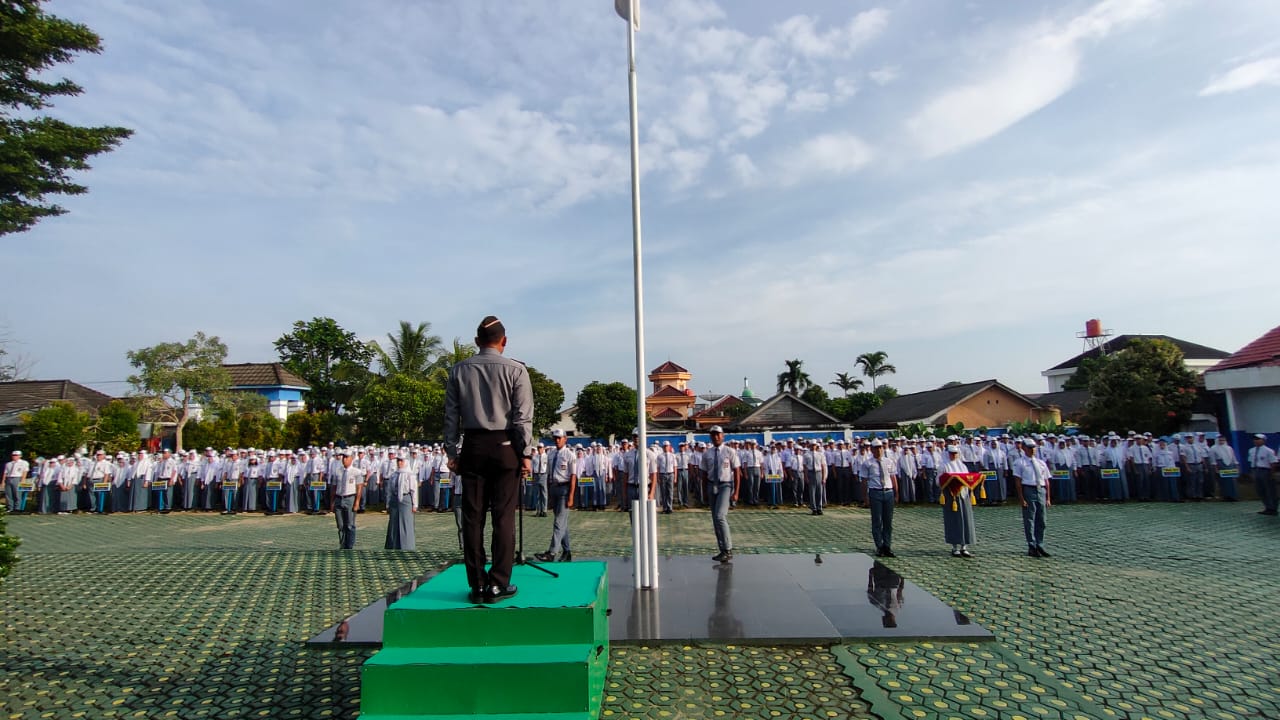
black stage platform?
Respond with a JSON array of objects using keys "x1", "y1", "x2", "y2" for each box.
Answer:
[{"x1": 309, "y1": 553, "x2": 991, "y2": 646}]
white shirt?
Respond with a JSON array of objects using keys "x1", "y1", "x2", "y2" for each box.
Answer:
[
  {"x1": 5, "y1": 459, "x2": 30, "y2": 478},
  {"x1": 863, "y1": 455, "x2": 895, "y2": 490},
  {"x1": 700, "y1": 443, "x2": 740, "y2": 483},
  {"x1": 332, "y1": 463, "x2": 366, "y2": 497},
  {"x1": 1249, "y1": 445, "x2": 1276, "y2": 469},
  {"x1": 1013, "y1": 454, "x2": 1052, "y2": 488}
]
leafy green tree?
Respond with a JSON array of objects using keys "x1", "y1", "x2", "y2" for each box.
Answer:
[
  {"x1": 127, "y1": 331, "x2": 230, "y2": 452},
  {"x1": 89, "y1": 399, "x2": 139, "y2": 454},
  {"x1": 855, "y1": 351, "x2": 897, "y2": 391},
  {"x1": 1, "y1": 0, "x2": 132, "y2": 235},
  {"x1": 374, "y1": 320, "x2": 443, "y2": 378},
  {"x1": 527, "y1": 366, "x2": 565, "y2": 438},
  {"x1": 830, "y1": 371, "x2": 864, "y2": 396},
  {"x1": 282, "y1": 411, "x2": 323, "y2": 449},
  {"x1": 776, "y1": 359, "x2": 813, "y2": 395},
  {"x1": 829, "y1": 392, "x2": 883, "y2": 423},
  {"x1": 874, "y1": 384, "x2": 899, "y2": 400},
  {"x1": 572, "y1": 381, "x2": 638, "y2": 440},
  {"x1": 0, "y1": 504, "x2": 18, "y2": 588},
  {"x1": 275, "y1": 318, "x2": 375, "y2": 414},
  {"x1": 237, "y1": 412, "x2": 283, "y2": 449},
  {"x1": 356, "y1": 374, "x2": 445, "y2": 443},
  {"x1": 20, "y1": 400, "x2": 90, "y2": 456},
  {"x1": 1063, "y1": 354, "x2": 1113, "y2": 391},
  {"x1": 1081, "y1": 338, "x2": 1198, "y2": 435},
  {"x1": 799, "y1": 385, "x2": 832, "y2": 413}
]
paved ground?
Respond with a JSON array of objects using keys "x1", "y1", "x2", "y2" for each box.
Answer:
[{"x1": 1, "y1": 499, "x2": 1277, "y2": 719}]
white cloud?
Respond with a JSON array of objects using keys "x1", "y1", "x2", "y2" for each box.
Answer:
[
  {"x1": 1200, "y1": 57, "x2": 1280, "y2": 96},
  {"x1": 868, "y1": 66, "x2": 899, "y2": 86},
  {"x1": 728, "y1": 153, "x2": 760, "y2": 185},
  {"x1": 787, "y1": 88, "x2": 830, "y2": 113},
  {"x1": 774, "y1": 9, "x2": 889, "y2": 59},
  {"x1": 774, "y1": 132, "x2": 873, "y2": 185},
  {"x1": 907, "y1": 0, "x2": 1162, "y2": 158}
]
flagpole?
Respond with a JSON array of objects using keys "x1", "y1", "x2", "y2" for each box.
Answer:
[{"x1": 623, "y1": 0, "x2": 657, "y2": 590}]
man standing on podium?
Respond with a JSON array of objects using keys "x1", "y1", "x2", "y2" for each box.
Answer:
[{"x1": 445, "y1": 316, "x2": 534, "y2": 605}]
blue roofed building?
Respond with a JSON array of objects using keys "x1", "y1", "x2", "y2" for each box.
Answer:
[{"x1": 222, "y1": 363, "x2": 310, "y2": 420}]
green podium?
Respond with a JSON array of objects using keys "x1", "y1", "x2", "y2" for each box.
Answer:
[{"x1": 360, "y1": 561, "x2": 609, "y2": 720}]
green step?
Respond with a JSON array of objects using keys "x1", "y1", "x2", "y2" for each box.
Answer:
[
  {"x1": 382, "y1": 563, "x2": 608, "y2": 650},
  {"x1": 361, "y1": 644, "x2": 607, "y2": 716}
]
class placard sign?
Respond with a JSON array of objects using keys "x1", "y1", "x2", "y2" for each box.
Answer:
[
  {"x1": 1218, "y1": 468, "x2": 1239, "y2": 479},
  {"x1": 1051, "y1": 469, "x2": 1070, "y2": 481},
  {"x1": 765, "y1": 474, "x2": 783, "y2": 484},
  {"x1": 93, "y1": 482, "x2": 111, "y2": 491},
  {"x1": 578, "y1": 476, "x2": 595, "y2": 486},
  {"x1": 152, "y1": 481, "x2": 169, "y2": 490},
  {"x1": 223, "y1": 480, "x2": 240, "y2": 489},
  {"x1": 1101, "y1": 468, "x2": 1120, "y2": 480},
  {"x1": 980, "y1": 470, "x2": 997, "y2": 481},
  {"x1": 17, "y1": 481, "x2": 34, "y2": 490},
  {"x1": 1161, "y1": 467, "x2": 1181, "y2": 478},
  {"x1": 309, "y1": 481, "x2": 326, "y2": 490},
  {"x1": 438, "y1": 477, "x2": 451, "y2": 487},
  {"x1": 266, "y1": 481, "x2": 283, "y2": 490}
]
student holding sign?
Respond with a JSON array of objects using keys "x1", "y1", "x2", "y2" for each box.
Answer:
[
  {"x1": 1211, "y1": 436, "x2": 1239, "y2": 501},
  {"x1": 1153, "y1": 439, "x2": 1181, "y2": 502}
]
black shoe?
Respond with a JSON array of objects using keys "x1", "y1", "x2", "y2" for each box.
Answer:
[
  {"x1": 875, "y1": 546, "x2": 886, "y2": 557},
  {"x1": 1036, "y1": 547, "x2": 1050, "y2": 557},
  {"x1": 1260, "y1": 510, "x2": 1278, "y2": 516},
  {"x1": 534, "y1": 552, "x2": 556, "y2": 562},
  {"x1": 951, "y1": 548, "x2": 962, "y2": 557},
  {"x1": 882, "y1": 548, "x2": 896, "y2": 558},
  {"x1": 960, "y1": 549, "x2": 973, "y2": 558},
  {"x1": 1028, "y1": 547, "x2": 1039, "y2": 557},
  {"x1": 468, "y1": 588, "x2": 485, "y2": 604},
  {"x1": 483, "y1": 584, "x2": 518, "y2": 603},
  {"x1": 559, "y1": 551, "x2": 572, "y2": 562},
  {"x1": 712, "y1": 551, "x2": 732, "y2": 563}
]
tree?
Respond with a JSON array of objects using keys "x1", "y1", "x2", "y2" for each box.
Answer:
[
  {"x1": 776, "y1": 359, "x2": 813, "y2": 395},
  {"x1": 1063, "y1": 354, "x2": 1113, "y2": 391},
  {"x1": 374, "y1": 320, "x2": 443, "y2": 378},
  {"x1": 0, "y1": 325, "x2": 32, "y2": 381},
  {"x1": 1080, "y1": 338, "x2": 1198, "y2": 435},
  {"x1": 0, "y1": 504, "x2": 18, "y2": 588},
  {"x1": 829, "y1": 392, "x2": 882, "y2": 423},
  {"x1": 527, "y1": 366, "x2": 565, "y2": 438},
  {"x1": 939, "y1": 381, "x2": 964, "y2": 389},
  {"x1": 1, "y1": 0, "x2": 132, "y2": 235},
  {"x1": 89, "y1": 399, "x2": 139, "y2": 454},
  {"x1": 800, "y1": 385, "x2": 832, "y2": 413},
  {"x1": 20, "y1": 400, "x2": 90, "y2": 456},
  {"x1": 855, "y1": 351, "x2": 897, "y2": 391},
  {"x1": 355, "y1": 373, "x2": 445, "y2": 443},
  {"x1": 126, "y1": 332, "x2": 230, "y2": 452},
  {"x1": 274, "y1": 317, "x2": 375, "y2": 414},
  {"x1": 830, "y1": 372, "x2": 864, "y2": 396},
  {"x1": 874, "y1": 384, "x2": 899, "y2": 400},
  {"x1": 572, "y1": 381, "x2": 638, "y2": 440}
]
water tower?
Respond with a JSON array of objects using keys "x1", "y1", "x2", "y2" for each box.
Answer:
[{"x1": 1077, "y1": 318, "x2": 1113, "y2": 353}]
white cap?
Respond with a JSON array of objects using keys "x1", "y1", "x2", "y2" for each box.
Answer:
[
  {"x1": 11, "y1": 450, "x2": 20, "y2": 456},
  {"x1": 870, "y1": 439, "x2": 883, "y2": 447},
  {"x1": 946, "y1": 445, "x2": 959, "y2": 453},
  {"x1": 709, "y1": 426, "x2": 724, "y2": 433},
  {"x1": 1255, "y1": 433, "x2": 1268, "y2": 440},
  {"x1": 551, "y1": 429, "x2": 567, "y2": 438}
]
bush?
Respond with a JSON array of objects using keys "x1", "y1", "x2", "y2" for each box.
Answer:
[{"x1": 0, "y1": 504, "x2": 19, "y2": 587}]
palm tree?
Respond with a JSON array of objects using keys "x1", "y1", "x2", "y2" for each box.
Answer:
[
  {"x1": 855, "y1": 351, "x2": 897, "y2": 391},
  {"x1": 776, "y1": 359, "x2": 813, "y2": 395},
  {"x1": 375, "y1": 321, "x2": 443, "y2": 377},
  {"x1": 830, "y1": 371, "x2": 864, "y2": 396}
]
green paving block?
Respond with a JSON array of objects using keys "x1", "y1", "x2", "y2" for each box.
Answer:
[
  {"x1": 361, "y1": 644, "x2": 604, "y2": 716},
  {"x1": 383, "y1": 562, "x2": 608, "y2": 650}
]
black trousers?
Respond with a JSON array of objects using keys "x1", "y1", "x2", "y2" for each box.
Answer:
[{"x1": 459, "y1": 430, "x2": 520, "y2": 593}]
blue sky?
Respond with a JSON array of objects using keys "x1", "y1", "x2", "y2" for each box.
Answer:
[{"x1": 9, "y1": 0, "x2": 1280, "y2": 406}]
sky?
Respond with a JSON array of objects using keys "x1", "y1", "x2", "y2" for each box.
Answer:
[{"x1": 8, "y1": 0, "x2": 1280, "y2": 408}]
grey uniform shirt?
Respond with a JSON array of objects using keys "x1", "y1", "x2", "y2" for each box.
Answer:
[{"x1": 443, "y1": 347, "x2": 534, "y2": 461}]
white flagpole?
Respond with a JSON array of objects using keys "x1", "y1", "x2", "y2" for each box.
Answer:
[{"x1": 621, "y1": 0, "x2": 657, "y2": 590}]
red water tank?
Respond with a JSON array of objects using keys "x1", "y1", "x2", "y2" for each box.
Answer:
[{"x1": 1085, "y1": 318, "x2": 1103, "y2": 338}]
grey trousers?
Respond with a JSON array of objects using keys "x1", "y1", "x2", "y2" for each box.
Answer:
[
  {"x1": 868, "y1": 488, "x2": 894, "y2": 549},
  {"x1": 548, "y1": 483, "x2": 572, "y2": 554},
  {"x1": 711, "y1": 481, "x2": 733, "y2": 554},
  {"x1": 334, "y1": 495, "x2": 356, "y2": 549}
]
